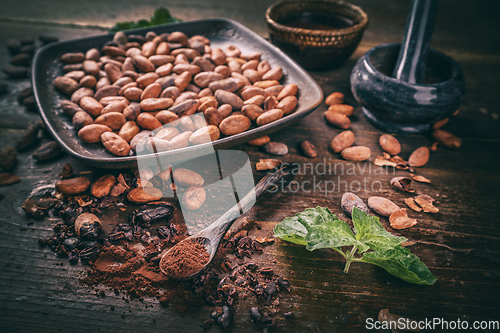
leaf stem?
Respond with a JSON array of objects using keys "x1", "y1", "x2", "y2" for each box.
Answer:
[
  {"x1": 343, "y1": 246, "x2": 358, "y2": 273},
  {"x1": 332, "y1": 247, "x2": 347, "y2": 259}
]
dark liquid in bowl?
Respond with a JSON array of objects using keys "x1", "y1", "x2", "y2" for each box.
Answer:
[{"x1": 278, "y1": 11, "x2": 354, "y2": 30}]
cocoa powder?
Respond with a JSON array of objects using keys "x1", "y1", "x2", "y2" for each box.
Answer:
[
  {"x1": 81, "y1": 244, "x2": 187, "y2": 301},
  {"x1": 160, "y1": 239, "x2": 210, "y2": 278}
]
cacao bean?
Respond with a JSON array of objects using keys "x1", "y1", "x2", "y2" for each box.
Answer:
[
  {"x1": 368, "y1": 196, "x2": 399, "y2": 217},
  {"x1": 262, "y1": 142, "x2": 288, "y2": 156},
  {"x1": 56, "y1": 177, "x2": 90, "y2": 194},
  {"x1": 182, "y1": 186, "x2": 206, "y2": 210},
  {"x1": 341, "y1": 146, "x2": 371, "y2": 161},
  {"x1": 408, "y1": 147, "x2": 430, "y2": 167},
  {"x1": 330, "y1": 130, "x2": 355, "y2": 153},
  {"x1": 379, "y1": 134, "x2": 401, "y2": 155},
  {"x1": 90, "y1": 175, "x2": 116, "y2": 198},
  {"x1": 32, "y1": 141, "x2": 61, "y2": 160}
]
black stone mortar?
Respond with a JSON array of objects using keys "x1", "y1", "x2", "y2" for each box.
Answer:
[{"x1": 350, "y1": 0, "x2": 465, "y2": 134}]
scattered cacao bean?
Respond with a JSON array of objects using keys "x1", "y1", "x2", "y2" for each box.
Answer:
[
  {"x1": 341, "y1": 192, "x2": 369, "y2": 216},
  {"x1": 330, "y1": 131, "x2": 355, "y2": 153},
  {"x1": 262, "y1": 142, "x2": 288, "y2": 156},
  {"x1": 379, "y1": 134, "x2": 401, "y2": 155},
  {"x1": 32, "y1": 141, "x2": 61, "y2": 161},
  {"x1": 408, "y1": 147, "x2": 430, "y2": 167},
  {"x1": 341, "y1": 146, "x2": 371, "y2": 161},
  {"x1": 368, "y1": 196, "x2": 400, "y2": 217},
  {"x1": 56, "y1": 177, "x2": 90, "y2": 194},
  {"x1": 300, "y1": 140, "x2": 317, "y2": 158},
  {"x1": 0, "y1": 146, "x2": 17, "y2": 171},
  {"x1": 0, "y1": 173, "x2": 21, "y2": 186},
  {"x1": 432, "y1": 129, "x2": 462, "y2": 149}
]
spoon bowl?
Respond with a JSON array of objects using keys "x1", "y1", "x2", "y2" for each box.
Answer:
[{"x1": 159, "y1": 164, "x2": 292, "y2": 280}]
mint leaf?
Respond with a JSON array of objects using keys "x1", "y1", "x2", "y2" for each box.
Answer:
[
  {"x1": 273, "y1": 207, "x2": 338, "y2": 245},
  {"x1": 274, "y1": 206, "x2": 437, "y2": 285},
  {"x1": 109, "y1": 7, "x2": 181, "y2": 32},
  {"x1": 305, "y1": 220, "x2": 362, "y2": 251},
  {"x1": 273, "y1": 216, "x2": 308, "y2": 245},
  {"x1": 360, "y1": 245, "x2": 437, "y2": 285},
  {"x1": 352, "y1": 207, "x2": 406, "y2": 252}
]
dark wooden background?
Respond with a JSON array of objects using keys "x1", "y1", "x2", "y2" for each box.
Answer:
[{"x1": 1, "y1": 0, "x2": 499, "y2": 332}]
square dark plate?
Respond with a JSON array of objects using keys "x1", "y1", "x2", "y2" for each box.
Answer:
[{"x1": 32, "y1": 18, "x2": 323, "y2": 169}]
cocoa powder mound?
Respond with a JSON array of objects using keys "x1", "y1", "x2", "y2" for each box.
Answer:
[
  {"x1": 160, "y1": 239, "x2": 210, "y2": 278},
  {"x1": 81, "y1": 244, "x2": 187, "y2": 301}
]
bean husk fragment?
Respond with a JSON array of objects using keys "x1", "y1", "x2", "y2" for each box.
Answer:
[
  {"x1": 413, "y1": 194, "x2": 439, "y2": 213},
  {"x1": 390, "y1": 177, "x2": 413, "y2": 192},
  {"x1": 405, "y1": 197, "x2": 422, "y2": 212},
  {"x1": 378, "y1": 309, "x2": 419, "y2": 332},
  {"x1": 412, "y1": 175, "x2": 431, "y2": 183},
  {"x1": 341, "y1": 192, "x2": 369, "y2": 216},
  {"x1": 256, "y1": 159, "x2": 281, "y2": 171},
  {"x1": 389, "y1": 208, "x2": 417, "y2": 229},
  {"x1": 32, "y1": 141, "x2": 61, "y2": 161}
]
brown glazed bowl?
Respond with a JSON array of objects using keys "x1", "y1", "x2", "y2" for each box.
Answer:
[{"x1": 266, "y1": 0, "x2": 369, "y2": 70}]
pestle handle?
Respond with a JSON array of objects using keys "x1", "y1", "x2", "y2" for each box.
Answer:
[{"x1": 392, "y1": 0, "x2": 440, "y2": 84}]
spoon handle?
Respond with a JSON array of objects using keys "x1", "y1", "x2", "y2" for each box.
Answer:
[{"x1": 202, "y1": 164, "x2": 291, "y2": 240}]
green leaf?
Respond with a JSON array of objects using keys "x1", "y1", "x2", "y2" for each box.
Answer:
[
  {"x1": 352, "y1": 207, "x2": 406, "y2": 252},
  {"x1": 273, "y1": 207, "x2": 338, "y2": 245},
  {"x1": 360, "y1": 245, "x2": 438, "y2": 285},
  {"x1": 273, "y1": 216, "x2": 308, "y2": 245},
  {"x1": 109, "y1": 7, "x2": 181, "y2": 32},
  {"x1": 305, "y1": 219, "x2": 362, "y2": 251}
]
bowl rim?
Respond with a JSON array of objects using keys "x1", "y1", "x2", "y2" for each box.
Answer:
[
  {"x1": 360, "y1": 43, "x2": 465, "y2": 89},
  {"x1": 265, "y1": 0, "x2": 369, "y2": 37}
]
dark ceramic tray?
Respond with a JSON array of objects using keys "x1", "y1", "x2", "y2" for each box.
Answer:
[{"x1": 32, "y1": 18, "x2": 323, "y2": 169}]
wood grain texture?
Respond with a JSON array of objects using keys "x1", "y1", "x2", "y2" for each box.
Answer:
[{"x1": 1, "y1": 0, "x2": 500, "y2": 332}]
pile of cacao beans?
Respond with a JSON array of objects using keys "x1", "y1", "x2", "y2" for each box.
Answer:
[{"x1": 53, "y1": 30, "x2": 299, "y2": 157}]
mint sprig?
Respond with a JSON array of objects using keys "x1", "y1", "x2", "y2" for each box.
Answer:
[
  {"x1": 109, "y1": 7, "x2": 182, "y2": 32},
  {"x1": 274, "y1": 207, "x2": 437, "y2": 285}
]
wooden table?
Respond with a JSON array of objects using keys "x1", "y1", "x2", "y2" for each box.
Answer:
[{"x1": 1, "y1": 0, "x2": 499, "y2": 332}]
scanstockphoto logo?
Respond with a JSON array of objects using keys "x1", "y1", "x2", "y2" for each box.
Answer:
[
  {"x1": 366, "y1": 317, "x2": 500, "y2": 331},
  {"x1": 135, "y1": 113, "x2": 256, "y2": 235},
  {"x1": 266, "y1": 159, "x2": 395, "y2": 196}
]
